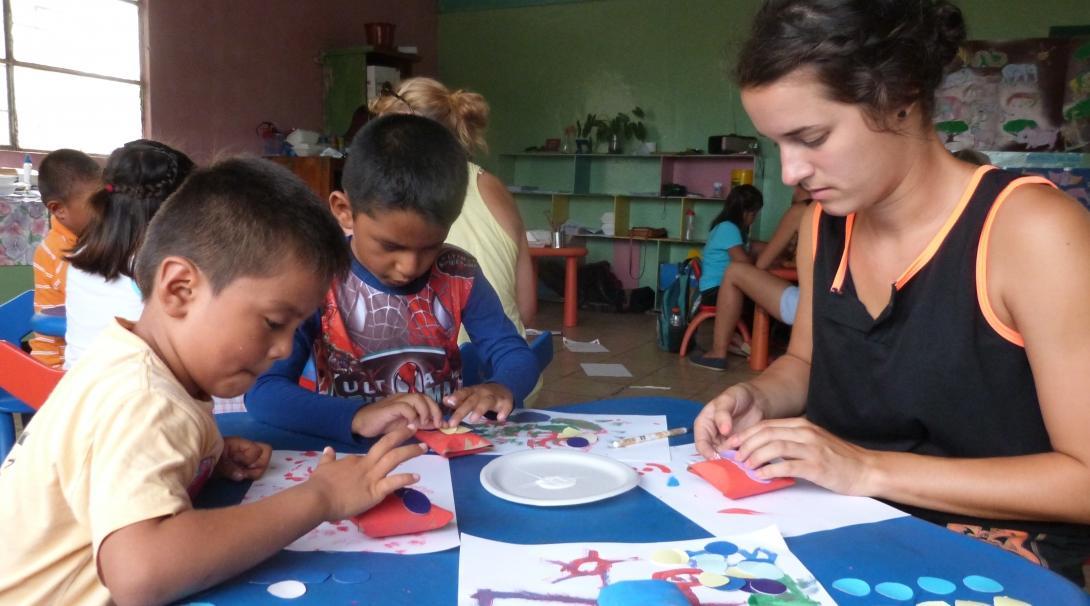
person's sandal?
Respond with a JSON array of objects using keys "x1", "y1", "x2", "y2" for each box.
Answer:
[{"x1": 688, "y1": 354, "x2": 728, "y2": 371}]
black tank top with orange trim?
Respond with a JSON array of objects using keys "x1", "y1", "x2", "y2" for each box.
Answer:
[{"x1": 807, "y1": 167, "x2": 1089, "y2": 538}]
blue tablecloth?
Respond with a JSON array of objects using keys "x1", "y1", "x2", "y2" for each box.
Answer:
[{"x1": 188, "y1": 398, "x2": 1089, "y2": 605}]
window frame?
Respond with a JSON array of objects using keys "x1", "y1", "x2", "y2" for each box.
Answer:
[{"x1": 0, "y1": 0, "x2": 145, "y2": 152}]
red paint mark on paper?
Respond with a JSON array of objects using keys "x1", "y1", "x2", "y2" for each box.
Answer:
[{"x1": 718, "y1": 507, "x2": 762, "y2": 515}]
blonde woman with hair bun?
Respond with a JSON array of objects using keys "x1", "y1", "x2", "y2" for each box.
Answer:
[{"x1": 371, "y1": 77, "x2": 541, "y2": 401}]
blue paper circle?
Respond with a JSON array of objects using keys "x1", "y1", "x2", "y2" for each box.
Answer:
[
  {"x1": 565, "y1": 436, "x2": 590, "y2": 447},
  {"x1": 507, "y1": 411, "x2": 550, "y2": 423},
  {"x1": 736, "y1": 560, "x2": 783, "y2": 580},
  {"x1": 690, "y1": 553, "x2": 727, "y2": 573},
  {"x1": 703, "y1": 540, "x2": 739, "y2": 556},
  {"x1": 963, "y1": 574, "x2": 1004, "y2": 593},
  {"x1": 875, "y1": 581, "x2": 914, "y2": 601},
  {"x1": 917, "y1": 576, "x2": 956, "y2": 595},
  {"x1": 397, "y1": 487, "x2": 432, "y2": 515},
  {"x1": 832, "y1": 577, "x2": 871, "y2": 597},
  {"x1": 598, "y1": 579, "x2": 690, "y2": 606}
]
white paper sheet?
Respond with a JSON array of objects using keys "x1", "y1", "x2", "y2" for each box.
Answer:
[
  {"x1": 468, "y1": 410, "x2": 671, "y2": 463},
  {"x1": 637, "y1": 444, "x2": 908, "y2": 537},
  {"x1": 241, "y1": 450, "x2": 459, "y2": 554},
  {"x1": 458, "y1": 527, "x2": 835, "y2": 605},
  {"x1": 563, "y1": 337, "x2": 610, "y2": 353},
  {"x1": 580, "y1": 362, "x2": 632, "y2": 377}
]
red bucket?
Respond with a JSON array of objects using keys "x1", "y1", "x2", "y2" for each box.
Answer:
[{"x1": 365, "y1": 22, "x2": 395, "y2": 49}]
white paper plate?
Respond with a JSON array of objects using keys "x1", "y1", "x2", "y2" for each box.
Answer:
[{"x1": 479, "y1": 450, "x2": 638, "y2": 507}]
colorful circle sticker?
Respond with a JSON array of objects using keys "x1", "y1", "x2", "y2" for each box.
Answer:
[
  {"x1": 735, "y1": 560, "x2": 783, "y2": 580},
  {"x1": 963, "y1": 574, "x2": 1004, "y2": 593},
  {"x1": 698, "y1": 572, "x2": 729, "y2": 587},
  {"x1": 875, "y1": 581, "x2": 914, "y2": 600},
  {"x1": 439, "y1": 425, "x2": 471, "y2": 435},
  {"x1": 650, "y1": 548, "x2": 690, "y2": 565},
  {"x1": 917, "y1": 576, "x2": 956, "y2": 595},
  {"x1": 565, "y1": 437, "x2": 590, "y2": 448},
  {"x1": 690, "y1": 553, "x2": 727, "y2": 573},
  {"x1": 832, "y1": 577, "x2": 871, "y2": 597},
  {"x1": 747, "y1": 578, "x2": 788, "y2": 595}
]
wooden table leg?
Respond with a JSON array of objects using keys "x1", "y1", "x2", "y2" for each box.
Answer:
[
  {"x1": 750, "y1": 306, "x2": 771, "y2": 371},
  {"x1": 563, "y1": 255, "x2": 579, "y2": 328}
]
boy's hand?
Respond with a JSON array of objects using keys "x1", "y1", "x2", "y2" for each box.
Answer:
[
  {"x1": 216, "y1": 437, "x2": 272, "y2": 481},
  {"x1": 350, "y1": 393, "x2": 444, "y2": 437},
  {"x1": 307, "y1": 427, "x2": 426, "y2": 521},
  {"x1": 443, "y1": 383, "x2": 514, "y2": 427}
]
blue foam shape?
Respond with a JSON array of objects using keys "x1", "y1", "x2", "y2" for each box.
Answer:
[
  {"x1": 917, "y1": 576, "x2": 957, "y2": 595},
  {"x1": 566, "y1": 436, "x2": 590, "y2": 447},
  {"x1": 875, "y1": 581, "x2": 914, "y2": 601},
  {"x1": 398, "y1": 487, "x2": 432, "y2": 514},
  {"x1": 598, "y1": 579, "x2": 690, "y2": 606},
  {"x1": 331, "y1": 562, "x2": 372, "y2": 584},
  {"x1": 963, "y1": 574, "x2": 1004, "y2": 593},
  {"x1": 666, "y1": 476, "x2": 680, "y2": 487},
  {"x1": 832, "y1": 577, "x2": 871, "y2": 597}
]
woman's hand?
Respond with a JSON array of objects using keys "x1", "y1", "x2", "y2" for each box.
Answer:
[
  {"x1": 694, "y1": 383, "x2": 766, "y2": 460},
  {"x1": 727, "y1": 417, "x2": 881, "y2": 496}
]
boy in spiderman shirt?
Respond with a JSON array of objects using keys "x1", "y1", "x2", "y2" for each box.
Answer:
[{"x1": 247, "y1": 115, "x2": 539, "y2": 443}]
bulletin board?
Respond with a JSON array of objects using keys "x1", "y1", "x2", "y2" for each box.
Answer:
[{"x1": 934, "y1": 38, "x2": 1090, "y2": 152}]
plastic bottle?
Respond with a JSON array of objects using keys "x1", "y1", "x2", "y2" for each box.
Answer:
[
  {"x1": 667, "y1": 306, "x2": 684, "y2": 352},
  {"x1": 683, "y1": 209, "x2": 696, "y2": 241},
  {"x1": 21, "y1": 154, "x2": 32, "y2": 188}
]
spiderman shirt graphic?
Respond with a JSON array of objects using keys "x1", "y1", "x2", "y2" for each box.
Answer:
[{"x1": 314, "y1": 248, "x2": 477, "y2": 405}]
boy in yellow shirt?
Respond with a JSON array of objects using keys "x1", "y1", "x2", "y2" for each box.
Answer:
[
  {"x1": 30, "y1": 149, "x2": 101, "y2": 367},
  {"x1": 0, "y1": 158, "x2": 426, "y2": 606}
]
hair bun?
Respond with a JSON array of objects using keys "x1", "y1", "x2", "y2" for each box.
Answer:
[{"x1": 929, "y1": 1, "x2": 966, "y2": 68}]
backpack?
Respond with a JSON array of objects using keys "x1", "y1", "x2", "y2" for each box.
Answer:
[{"x1": 657, "y1": 257, "x2": 701, "y2": 352}]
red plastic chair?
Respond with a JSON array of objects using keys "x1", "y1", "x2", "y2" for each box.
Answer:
[
  {"x1": 678, "y1": 305, "x2": 751, "y2": 358},
  {"x1": 0, "y1": 290, "x2": 65, "y2": 459}
]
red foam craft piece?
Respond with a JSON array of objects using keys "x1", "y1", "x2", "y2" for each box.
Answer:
[
  {"x1": 415, "y1": 429, "x2": 493, "y2": 458},
  {"x1": 351, "y1": 492, "x2": 453, "y2": 538},
  {"x1": 688, "y1": 457, "x2": 795, "y2": 499}
]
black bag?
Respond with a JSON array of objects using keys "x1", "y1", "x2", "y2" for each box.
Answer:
[{"x1": 578, "y1": 261, "x2": 625, "y2": 312}]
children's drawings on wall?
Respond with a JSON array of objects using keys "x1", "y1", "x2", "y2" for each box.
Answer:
[
  {"x1": 935, "y1": 38, "x2": 1086, "y2": 151},
  {"x1": 468, "y1": 410, "x2": 671, "y2": 463},
  {"x1": 457, "y1": 527, "x2": 835, "y2": 606},
  {"x1": 241, "y1": 450, "x2": 459, "y2": 554},
  {"x1": 637, "y1": 444, "x2": 906, "y2": 538}
]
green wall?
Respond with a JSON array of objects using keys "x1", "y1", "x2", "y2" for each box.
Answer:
[
  {"x1": 439, "y1": 0, "x2": 1090, "y2": 238},
  {"x1": 0, "y1": 266, "x2": 32, "y2": 303}
]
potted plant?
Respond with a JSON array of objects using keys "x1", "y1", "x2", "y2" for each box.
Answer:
[
  {"x1": 575, "y1": 113, "x2": 605, "y2": 154},
  {"x1": 600, "y1": 107, "x2": 648, "y2": 154}
]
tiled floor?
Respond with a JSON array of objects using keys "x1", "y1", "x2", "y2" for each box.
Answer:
[{"x1": 527, "y1": 301, "x2": 759, "y2": 409}]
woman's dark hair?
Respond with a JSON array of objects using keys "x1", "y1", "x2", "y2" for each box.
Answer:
[
  {"x1": 68, "y1": 139, "x2": 194, "y2": 280},
  {"x1": 710, "y1": 184, "x2": 764, "y2": 242},
  {"x1": 736, "y1": 0, "x2": 966, "y2": 129}
]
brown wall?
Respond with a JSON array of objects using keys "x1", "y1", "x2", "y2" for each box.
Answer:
[{"x1": 2, "y1": 0, "x2": 437, "y2": 168}]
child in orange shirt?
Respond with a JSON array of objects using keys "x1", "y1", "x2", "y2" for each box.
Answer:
[{"x1": 30, "y1": 149, "x2": 101, "y2": 367}]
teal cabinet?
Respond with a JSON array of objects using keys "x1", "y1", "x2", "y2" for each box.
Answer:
[{"x1": 320, "y1": 47, "x2": 420, "y2": 138}]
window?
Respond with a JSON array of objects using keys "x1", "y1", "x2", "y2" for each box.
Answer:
[{"x1": 3, "y1": 0, "x2": 143, "y2": 154}]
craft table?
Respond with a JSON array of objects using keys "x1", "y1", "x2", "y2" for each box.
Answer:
[
  {"x1": 188, "y1": 398, "x2": 1088, "y2": 605},
  {"x1": 528, "y1": 245, "x2": 587, "y2": 329}
]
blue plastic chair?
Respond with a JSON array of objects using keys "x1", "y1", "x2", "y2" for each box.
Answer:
[
  {"x1": 0, "y1": 290, "x2": 40, "y2": 458},
  {"x1": 459, "y1": 331, "x2": 553, "y2": 407}
]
